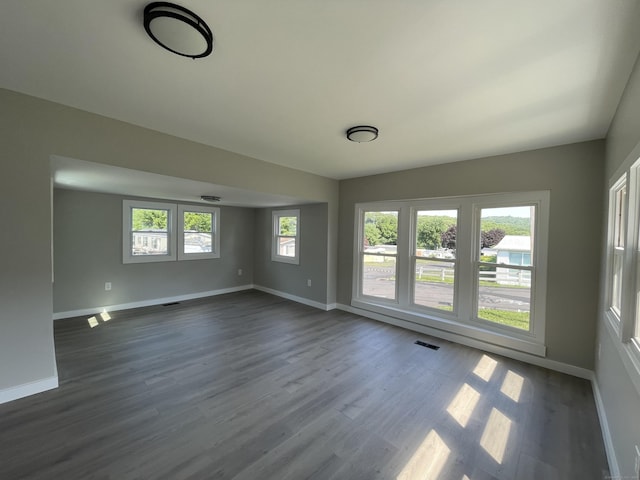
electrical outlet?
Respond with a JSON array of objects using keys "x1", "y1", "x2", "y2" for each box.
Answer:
[
  {"x1": 307, "y1": 279, "x2": 312, "y2": 287},
  {"x1": 105, "y1": 282, "x2": 112, "y2": 291},
  {"x1": 634, "y1": 444, "x2": 640, "y2": 480},
  {"x1": 238, "y1": 269, "x2": 243, "y2": 276}
]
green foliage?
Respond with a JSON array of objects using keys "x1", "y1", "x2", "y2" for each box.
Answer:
[
  {"x1": 132, "y1": 208, "x2": 167, "y2": 231},
  {"x1": 479, "y1": 254, "x2": 497, "y2": 272},
  {"x1": 481, "y1": 216, "x2": 530, "y2": 235},
  {"x1": 416, "y1": 216, "x2": 455, "y2": 249},
  {"x1": 441, "y1": 225, "x2": 456, "y2": 249},
  {"x1": 364, "y1": 212, "x2": 398, "y2": 245},
  {"x1": 132, "y1": 208, "x2": 213, "y2": 232},
  {"x1": 279, "y1": 216, "x2": 297, "y2": 236},
  {"x1": 184, "y1": 212, "x2": 212, "y2": 232},
  {"x1": 364, "y1": 223, "x2": 381, "y2": 246}
]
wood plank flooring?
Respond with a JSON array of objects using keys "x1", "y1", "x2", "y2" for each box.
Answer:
[{"x1": 0, "y1": 290, "x2": 610, "y2": 479}]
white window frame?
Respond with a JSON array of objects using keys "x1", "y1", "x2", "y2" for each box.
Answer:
[
  {"x1": 357, "y1": 208, "x2": 401, "y2": 304},
  {"x1": 123, "y1": 200, "x2": 177, "y2": 264},
  {"x1": 409, "y1": 204, "x2": 460, "y2": 317},
  {"x1": 601, "y1": 152, "x2": 640, "y2": 399},
  {"x1": 352, "y1": 191, "x2": 549, "y2": 357},
  {"x1": 177, "y1": 205, "x2": 220, "y2": 261},
  {"x1": 272, "y1": 209, "x2": 300, "y2": 265},
  {"x1": 605, "y1": 175, "x2": 627, "y2": 332}
]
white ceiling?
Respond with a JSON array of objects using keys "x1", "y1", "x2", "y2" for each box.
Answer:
[{"x1": 3, "y1": 1, "x2": 640, "y2": 193}]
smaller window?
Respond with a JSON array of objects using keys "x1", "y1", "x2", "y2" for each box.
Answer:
[
  {"x1": 177, "y1": 205, "x2": 220, "y2": 260},
  {"x1": 272, "y1": 209, "x2": 300, "y2": 264},
  {"x1": 608, "y1": 177, "x2": 627, "y2": 320},
  {"x1": 123, "y1": 200, "x2": 177, "y2": 263}
]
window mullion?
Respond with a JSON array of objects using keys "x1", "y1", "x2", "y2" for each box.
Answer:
[
  {"x1": 396, "y1": 205, "x2": 412, "y2": 307},
  {"x1": 455, "y1": 200, "x2": 474, "y2": 322}
]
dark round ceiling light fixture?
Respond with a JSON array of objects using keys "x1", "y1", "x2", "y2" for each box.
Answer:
[
  {"x1": 346, "y1": 125, "x2": 379, "y2": 143},
  {"x1": 143, "y1": 2, "x2": 214, "y2": 59}
]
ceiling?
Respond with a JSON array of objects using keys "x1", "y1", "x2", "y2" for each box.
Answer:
[{"x1": 3, "y1": 1, "x2": 640, "y2": 194}]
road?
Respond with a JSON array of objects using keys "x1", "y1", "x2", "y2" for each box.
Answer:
[{"x1": 362, "y1": 266, "x2": 530, "y2": 312}]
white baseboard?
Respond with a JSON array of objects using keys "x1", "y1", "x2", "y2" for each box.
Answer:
[
  {"x1": 0, "y1": 375, "x2": 59, "y2": 405},
  {"x1": 53, "y1": 285, "x2": 254, "y2": 320},
  {"x1": 591, "y1": 373, "x2": 620, "y2": 478},
  {"x1": 336, "y1": 303, "x2": 592, "y2": 380},
  {"x1": 253, "y1": 285, "x2": 334, "y2": 311}
]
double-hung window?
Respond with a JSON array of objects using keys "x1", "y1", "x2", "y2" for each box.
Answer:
[
  {"x1": 360, "y1": 210, "x2": 399, "y2": 301},
  {"x1": 475, "y1": 206, "x2": 535, "y2": 331},
  {"x1": 412, "y1": 208, "x2": 458, "y2": 312},
  {"x1": 605, "y1": 164, "x2": 640, "y2": 395},
  {"x1": 123, "y1": 200, "x2": 177, "y2": 263},
  {"x1": 353, "y1": 191, "x2": 549, "y2": 356},
  {"x1": 123, "y1": 200, "x2": 221, "y2": 264},
  {"x1": 607, "y1": 176, "x2": 627, "y2": 324},
  {"x1": 178, "y1": 205, "x2": 220, "y2": 260},
  {"x1": 272, "y1": 209, "x2": 300, "y2": 264}
]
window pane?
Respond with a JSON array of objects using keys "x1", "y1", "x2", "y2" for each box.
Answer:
[
  {"x1": 612, "y1": 252, "x2": 623, "y2": 313},
  {"x1": 477, "y1": 270, "x2": 531, "y2": 330},
  {"x1": 414, "y1": 258, "x2": 455, "y2": 310},
  {"x1": 132, "y1": 208, "x2": 168, "y2": 231},
  {"x1": 362, "y1": 254, "x2": 397, "y2": 300},
  {"x1": 416, "y1": 209, "x2": 457, "y2": 258},
  {"x1": 279, "y1": 216, "x2": 297, "y2": 236},
  {"x1": 183, "y1": 211, "x2": 213, "y2": 253},
  {"x1": 614, "y1": 185, "x2": 626, "y2": 249},
  {"x1": 131, "y1": 208, "x2": 169, "y2": 255},
  {"x1": 362, "y1": 211, "x2": 398, "y2": 300},
  {"x1": 278, "y1": 237, "x2": 296, "y2": 257},
  {"x1": 479, "y1": 206, "x2": 533, "y2": 264},
  {"x1": 364, "y1": 211, "x2": 398, "y2": 249}
]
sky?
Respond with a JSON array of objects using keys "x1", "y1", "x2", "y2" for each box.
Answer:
[{"x1": 418, "y1": 206, "x2": 532, "y2": 218}]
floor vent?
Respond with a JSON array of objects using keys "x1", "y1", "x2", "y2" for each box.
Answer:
[
  {"x1": 162, "y1": 302, "x2": 180, "y2": 307},
  {"x1": 415, "y1": 340, "x2": 440, "y2": 350}
]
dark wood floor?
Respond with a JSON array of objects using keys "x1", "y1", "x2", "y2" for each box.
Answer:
[{"x1": 0, "y1": 290, "x2": 609, "y2": 479}]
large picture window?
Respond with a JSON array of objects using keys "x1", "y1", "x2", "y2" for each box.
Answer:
[{"x1": 353, "y1": 191, "x2": 549, "y2": 356}]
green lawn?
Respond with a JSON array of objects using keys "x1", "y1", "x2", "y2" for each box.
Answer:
[
  {"x1": 437, "y1": 305, "x2": 529, "y2": 330},
  {"x1": 478, "y1": 308, "x2": 529, "y2": 330}
]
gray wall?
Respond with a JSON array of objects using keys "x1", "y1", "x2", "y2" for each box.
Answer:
[
  {"x1": 53, "y1": 189, "x2": 255, "y2": 313},
  {"x1": 338, "y1": 140, "x2": 605, "y2": 370},
  {"x1": 597, "y1": 52, "x2": 640, "y2": 477},
  {"x1": 254, "y1": 204, "x2": 329, "y2": 305},
  {"x1": 0, "y1": 88, "x2": 339, "y2": 397}
]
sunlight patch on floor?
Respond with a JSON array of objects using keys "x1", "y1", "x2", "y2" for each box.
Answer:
[
  {"x1": 480, "y1": 408, "x2": 512, "y2": 464},
  {"x1": 500, "y1": 370, "x2": 524, "y2": 402},
  {"x1": 446, "y1": 383, "x2": 481, "y2": 428},
  {"x1": 473, "y1": 354, "x2": 498, "y2": 382},
  {"x1": 87, "y1": 316, "x2": 99, "y2": 328},
  {"x1": 100, "y1": 311, "x2": 111, "y2": 321},
  {"x1": 397, "y1": 430, "x2": 450, "y2": 480}
]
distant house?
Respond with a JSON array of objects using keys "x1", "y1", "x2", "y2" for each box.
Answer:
[
  {"x1": 494, "y1": 235, "x2": 532, "y2": 266},
  {"x1": 493, "y1": 235, "x2": 531, "y2": 285}
]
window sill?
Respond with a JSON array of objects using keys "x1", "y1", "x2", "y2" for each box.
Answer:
[{"x1": 352, "y1": 299, "x2": 546, "y2": 357}]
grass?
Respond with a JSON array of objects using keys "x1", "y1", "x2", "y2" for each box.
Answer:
[
  {"x1": 436, "y1": 306, "x2": 529, "y2": 330},
  {"x1": 478, "y1": 308, "x2": 529, "y2": 330}
]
